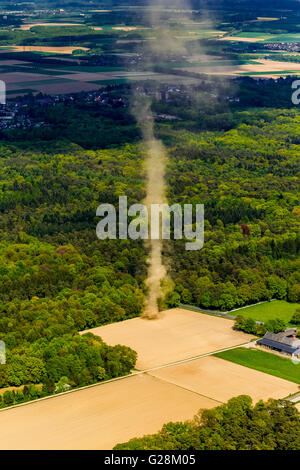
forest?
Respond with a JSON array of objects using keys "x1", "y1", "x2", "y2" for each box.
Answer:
[
  {"x1": 160, "y1": 108, "x2": 300, "y2": 311},
  {"x1": 0, "y1": 142, "x2": 146, "y2": 400},
  {"x1": 0, "y1": 75, "x2": 299, "y2": 404}
]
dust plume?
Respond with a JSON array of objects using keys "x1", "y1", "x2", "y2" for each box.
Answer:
[
  {"x1": 143, "y1": 138, "x2": 167, "y2": 319},
  {"x1": 131, "y1": 1, "x2": 221, "y2": 318},
  {"x1": 131, "y1": 96, "x2": 167, "y2": 319}
]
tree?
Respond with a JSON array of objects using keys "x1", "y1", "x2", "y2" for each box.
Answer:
[
  {"x1": 265, "y1": 318, "x2": 287, "y2": 334},
  {"x1": 3, "y1": 390, "x2": 14, "y2": 406},
  {"x1": 291, "y1": 309, "x2": 300, "y2": 326},
  {"x1": 234, "y1": 315, "x2": 257, "y2": 335},
  {"x1": 267, "y1": 276, "x2": 287, "y2": 300},
  {"x1": 55, "y1": 376, "x2": 71, "y2": 394}
]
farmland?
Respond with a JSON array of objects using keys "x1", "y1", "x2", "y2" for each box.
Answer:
[
  {"x1": 215, "y1": 348, "x2": 300, "y2": 384},
  {"x1": 0, "y1": 0, "x2": 299, "y2": 451},
  {"x1": 0, "y1": 374, "x2": 217, "y2": 450},
  {"x1": 0, "y1": 308, "x2": 297, "y2": 450},
  {"x1": 0, "y1": 46, "x2": 90, "y2": 54},
  {"x1": 83, "y1": 308, "x2": 254, "y2": 370},
  {"x1": 233, "y1": 300, "x2": 300, "y2": 324},
  {"x1": 1, "y1": 8, "x2": 300, "y2": 101},
  {"x1": 0, "y1": 354, "x2": 297, "y2": 449},
  {"x1": 2, "y1": 56, "x2": 300, "y2": 99},
  {"x1": 150, "y1": 355, "x2": 298, "y2": 401}
]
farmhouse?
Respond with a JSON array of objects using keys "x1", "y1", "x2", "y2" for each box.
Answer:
[{"x1": 257, "y1": 328, "x2": 300, "y2": 358}]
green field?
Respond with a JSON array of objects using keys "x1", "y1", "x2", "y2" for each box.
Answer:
[
  {"x1": 265, "y1": 33, "x2": 300, "y2": 43},
  {"x1": 18, "y1": 78, "x2": 75, "y2": 86},
  {"x1": 6, "y1": 89, "x2": 36, "y2": 95},
  {"x1": 215, "y1": 348, "x2": 300, "y2": 384},
  {"x1": 230, "y1": 32, "x2": 300, "y2": 44},
  {"x1": 234, "y1": 300, "x2": 300, "y2": 324},
  {"x1": 234, "y1": 32, "x2": 273, "y2": 39},
  {"x1": 56, "y1": 66, "x2": 125, "y2": 72},
  {"x1": 0, "y1": 65, "x2": 74, "y2": 75},
  {"x1": 90, "y1": 78, "x2": 129, "y2": 85}
]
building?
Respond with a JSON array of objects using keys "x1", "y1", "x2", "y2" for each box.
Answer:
[{"x1": 257, "y1": 328, "x2": 300, "y2": 359}]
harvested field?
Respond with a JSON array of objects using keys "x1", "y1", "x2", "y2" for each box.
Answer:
[
  {"x1": 83, "y1": 308, "x2": 254, "y2": 370},
  {"x1": 241, "y1": 59, "x2": 300, "y2": 73},
  {"x1": 177, "y1": 57, "x2": 300, "y2": 77},
  {"x1": 19, "y1": 23, "x2": 83, "y2": 30},
  {"x1": 0, "y1": 46, "x2": 89, "y2": 54},
  {"x1": 149, "y1": 356, "x2": 299, "y2": 403},
  {"x1": 220, "y1": 36, "x2": 269, "y2": 43},
  {"x1": 0, "y1": 374, "x2": 217, "y2": 450},
  {"x1": 112, "y1": 26, "x2": 137, "y2": 31},
  {"x1": 0, "y1": 306, "x2": 297, "y2": 450}
]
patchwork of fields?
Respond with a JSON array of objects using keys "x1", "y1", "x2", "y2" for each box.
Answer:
[
  {"x1": 0, "y1": 55, "x2": 204, "y2": 97},
  {"x1": 0, "y1": 309, "x2": 298, "y2": 450},
  {"x1": 2, "y1": 49, "x2": 300, "y2": 100}
]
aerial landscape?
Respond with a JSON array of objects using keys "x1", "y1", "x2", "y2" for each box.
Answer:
[{"x1": 0, "y1": 0, "x2": 299, "y2": 457}]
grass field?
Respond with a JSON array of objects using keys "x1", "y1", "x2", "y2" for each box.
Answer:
[
  {"x1": 234, "y1": 300, "x2": 300, "y2": 324},
  {"x1": 234, "y1": 32, "x2": 273, "y2": 38},
  {"x1": 224, "y1": 32, "x2": 300, "y2": 44},
  {"x1": 215, "y1": 348, "x2": 300, "y2": 384},
  {"x1": 6, "y1": 89, "x2": 36, "y2": 95}
]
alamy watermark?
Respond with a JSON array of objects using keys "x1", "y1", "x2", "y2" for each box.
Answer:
[
  {"x1": 0, "y1": 80, "x2": 6, "y2": 106},
  {"x1": 96, "y1": 196, "x2": 204, "y2": 251},
  {"x1": 0, "y1": 340, "x2": 6, "y2": 365},
  {"x1": 292, "y1": 80, "x2": 300, "y2": 105}
]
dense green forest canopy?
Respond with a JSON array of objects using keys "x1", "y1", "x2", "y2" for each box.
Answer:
[
  {"x1": 161, "y1": 109, "x2": 300, "y2": 311},
  {"x1": 0, "y1": 143, "x2": 147, "y2": 391}
]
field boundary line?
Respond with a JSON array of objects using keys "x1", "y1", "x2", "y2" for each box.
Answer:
[
  {"x1": 146, "y1": 373, "x2": 224, "y2": 405},
  {"x1": 0, "y1": 341, "x2": 252, "y2": 414}
]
